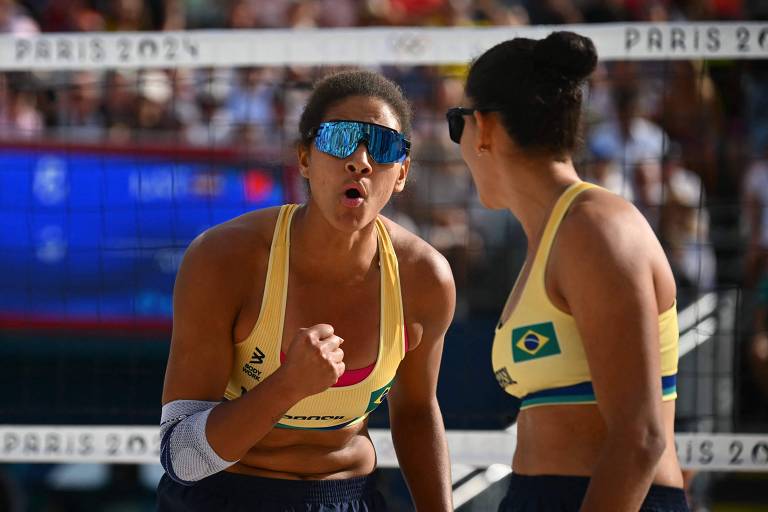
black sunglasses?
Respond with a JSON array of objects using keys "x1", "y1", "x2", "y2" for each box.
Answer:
[{"x1": 445, "y1": 106, "x2": 503, "y2": 144}]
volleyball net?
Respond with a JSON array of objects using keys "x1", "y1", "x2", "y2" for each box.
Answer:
[{"x1": 1, "y1": 21, "x2": 767, "y2": 506}]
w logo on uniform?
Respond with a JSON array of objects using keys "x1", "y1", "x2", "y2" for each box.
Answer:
[
  {"x1": 250, "y1": 347, "x2": 265, "y2": 364},
  {"x1": 511, "y1": 322, "x2": 561, "y2": 362}
]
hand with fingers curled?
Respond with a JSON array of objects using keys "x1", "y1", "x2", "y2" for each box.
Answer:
[{"x1": 279, "y1": 323, "x2": 346, "y2": 398}]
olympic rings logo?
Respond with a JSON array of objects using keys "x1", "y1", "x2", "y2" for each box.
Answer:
[{"x1": 388, "y1": 32, "x2": 430, "y2": 57}]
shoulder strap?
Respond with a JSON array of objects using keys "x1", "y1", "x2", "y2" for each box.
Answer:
[
  {"x1": 374, "y1": 216, "x2": 407, "y2": 360},
  {"x1": 529, "y1": 182, "x2": 598, "y2": 280},
  {"x1": 253, "y1": 204, "x2": 298, "y2": 338}
]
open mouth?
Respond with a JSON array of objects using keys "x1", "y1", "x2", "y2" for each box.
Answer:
[
  {"x1": 341, "y1": 185, "x2": 365, "y2": 207},
  {"x1": 344, "y1": 188, "x2": 362, "y2": 199}
]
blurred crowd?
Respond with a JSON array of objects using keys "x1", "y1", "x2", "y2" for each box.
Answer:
[
  {"x1": 1, "y1": 0, "x2": 768, "y2": 376},
  {"x1": 2, "y1": 0, "x2": 766, "y2": 31}
]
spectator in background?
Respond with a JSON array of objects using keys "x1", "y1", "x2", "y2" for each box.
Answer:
[
  {"x1": 364, "y1": 0, "x2": 446, "y2": 26},
  {"x1": 582, "y1": 61, "x2": 616, "y2": 128},
  {"x1": 38, "y1": 0, "x2": 105, "y2": 32},
  {"x1": 0, "y1": 73, "x2": 44, "y2": 140},
  {"x1": 744, "y1": 60, "x2": 768, "y2": 170},
  {"x1": 227, "y1": 67, "x2": 281, "y2": 153},
  {"x1": 315, "y1": 0, "x2": 360, "y2": 27},
  {"x1": 0, "y1": 0, "x2": 38, "y2": 34},
  {"x1": 277, "y1": 68, "x2": 315, "y2": 150},
  {"x1": 186, "y1": 90, "x2": 233, "y2": 147},
  {"x1": 286, "y1": 0, "x2": 319, "y2": 27},
  {"x1": 633, "y1": 159, "x2": 663, "y2": 232},
  {"x1": 743, "y1": 143, "x2": 768, "y2": 286},
  {"x1": 581, "y1": 0, "x2": 629, "y2": 22},
  {"x1": 226, "y1": 0, "x2": 259, "y2": 28},
  {"x1": 183, "y1": 69, "x2": 233, "y2": 147},
  {"x1": 166, "y1": 68, "x2": 199, "y2": 130},
  {"x1": 676, "y1": 0, "x2": 743, "y2": 20},
  {"x1": 630, "y1": 141, "x2": 717, "y2": 297},
  {"x1": 228, "y1": 68, "x2": 279, "y2": 126},
  {"x1": 656, "y1": 61, "x2": 722, "y2": 193},
  {"x1": 660, "y1": 144, "x2": 716, "y2": 292},
  {"x1": 105, "y1": 0, "x2": 153, "y2": 31},
  {"x1": 585, "y1": 134, "x2": 634, "y2": 201},
  {"x1": 524, "y1": 0, "x2": 583, "y2": 24},
  {"x1": 747, "y1": 259, "x2": 768, "y2": 406},
  {"x1": 588, "y1": 84, "x2": 668, "y2": 201},
  {"x1": 133, "y1": 70, "x2": 181, "y2": 138},
  {"x1": 102, "y1": 70, "x2": 137, "y2": 142},
  {"x1": 163, "y1": 0, "x2": 185, "y2": 30},
  {"x1": 482, "y1": 0, "x2": 530, "y2": 25},
  {"x1": 56, "y1": 71, "x2": 105, "y2": 140},
  {"x1": 743, "y1": 60, "x2": 768, "y2": 280}
]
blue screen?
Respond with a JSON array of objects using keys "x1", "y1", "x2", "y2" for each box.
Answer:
[{"x1": 0, "y1": 148, "x2": 285, "y2": 328}]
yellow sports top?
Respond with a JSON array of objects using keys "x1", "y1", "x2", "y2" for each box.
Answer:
[
  {"x1": 224, "y1": 204, "x2": 407, "y2": 430},
  {"x1": 491, "y1": 182, "x2": 679, "y2": 411}
]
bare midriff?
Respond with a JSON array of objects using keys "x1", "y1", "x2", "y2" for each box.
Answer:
[
  {"x1": 226, "y1": 421, "x2": 376, "y2": 480},
  {"x1": 514, "y1": 401, "x2": 684, "y2": 488}
]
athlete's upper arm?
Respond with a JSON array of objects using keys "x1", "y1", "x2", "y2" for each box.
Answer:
[
  {"x1": 554, "y1": 198, "x2": 666, "y2": 434},
  {"x1": 161, "y1": 226, "x2": 250, "y2": 405},
  {"x1": 388, "y1": 241, "x2": 456, "y2": 411}
]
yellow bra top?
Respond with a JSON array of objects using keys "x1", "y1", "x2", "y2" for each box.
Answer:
[
  {"x1": 224, "y1": 204, "x2": 407, "y2": 429},
  {"x1": 491, "y1": 182, "x2": 679, "y2": 411}
]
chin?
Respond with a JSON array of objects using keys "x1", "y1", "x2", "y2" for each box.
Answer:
[{"x1": 333, "y1": 206, "x2": 376, "y2": 233}]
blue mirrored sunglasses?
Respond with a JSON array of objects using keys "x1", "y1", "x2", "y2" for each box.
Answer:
[{"x1": 308, "y1": 120, "x2": 411, "y2": 164}]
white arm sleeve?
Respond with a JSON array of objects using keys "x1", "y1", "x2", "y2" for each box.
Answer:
[{"x1": 159, "y1": 399, "x2": 238, "y2": 485}]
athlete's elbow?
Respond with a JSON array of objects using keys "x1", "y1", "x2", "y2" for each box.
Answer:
[
  {"x1": 160, "y1": 437, "x2": 200, "y2": 486},
  {"x1": 610, "y1": 420, "x2": 666, "y2": 467}
]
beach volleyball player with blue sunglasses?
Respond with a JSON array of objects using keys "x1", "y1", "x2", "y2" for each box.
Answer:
[{"x1": 156, "y1": 70, "x2": 456, "y2": 511}]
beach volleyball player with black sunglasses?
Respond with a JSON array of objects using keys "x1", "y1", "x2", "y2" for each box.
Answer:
[
  {"x1": 157, "y1": 70, "x2": 455, "y2": 511},
  {"x1": 448, "y1": 32, "x2": 689, "y2": 511}
]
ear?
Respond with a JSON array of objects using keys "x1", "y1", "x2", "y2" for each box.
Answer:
[
  {"x1": 393, "y1": 157, "x2": 410, "y2": 194},
  {"x1": 473, "y1": 110, "x2": 493, "y2": 154},
  {"x1": 297, "y1": 143, "x2": 311, "y2": 179}
]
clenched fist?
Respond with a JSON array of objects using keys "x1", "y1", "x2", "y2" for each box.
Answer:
[{"x1": 279, "y1": 324, "x2": 345, "y2": 398}]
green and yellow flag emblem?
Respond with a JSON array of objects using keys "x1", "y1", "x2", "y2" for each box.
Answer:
[{"x1": 511, "y1": 322, "x2": 561, "y2": 362}]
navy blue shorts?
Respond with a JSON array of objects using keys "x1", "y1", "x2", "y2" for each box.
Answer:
[
  {"x1": 498, "y1": 474, "x2": 689, "y2": 512},
  {"x1": 156, "y1": 470, "x2": 387, "y2": 511}
]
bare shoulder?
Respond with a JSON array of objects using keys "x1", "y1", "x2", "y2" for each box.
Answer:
[
  {"x1": 553, "y1": 186, "x2": 675, "y2": 308},
  {"x1": 379, "y1": 216, "x2": 455, "y2": 295},
  {"x1": 179, "y1": 206, "x2": 283, "y2": 288},
  {"x1": 378, "y1": 216, "x2": 456, "y2": 328},
  {"x1": 558, "y1": 187, "x2": 661, "y2": 267}
]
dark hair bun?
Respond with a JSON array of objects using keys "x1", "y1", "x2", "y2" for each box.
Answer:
[{"x1": 533, "y1": 31, "x2": 597, "y2": 83}]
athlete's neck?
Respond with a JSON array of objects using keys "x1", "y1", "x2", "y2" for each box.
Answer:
[
  {"x1": 289, "y1": 203, "x2": 379, "y2": 284},
  {"x1": 502, "y1": 157, "x2": 580, "y2": 248}
]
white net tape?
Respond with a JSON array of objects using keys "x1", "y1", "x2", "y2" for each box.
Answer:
[
  {"x1": 1, "y1": 426, "x2": 767, "y2": 471},
  {"x1": 0, "y1": 22, "x2": 766, "y2": 71}
]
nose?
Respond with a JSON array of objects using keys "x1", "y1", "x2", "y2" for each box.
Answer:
[{"x1": 345, "y1": 142, "x2": 373, "y2": 175}]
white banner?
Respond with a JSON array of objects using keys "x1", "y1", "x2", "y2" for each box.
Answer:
[
  {"x1": 1, "y1": 23, "x2": 767, "y2": 71},
  {"x1": 2, "y1": 426, "x2": 768, "y2": 471},
  {"x1": 0, "y1": 426, "x2": 160, "y2": 464}
]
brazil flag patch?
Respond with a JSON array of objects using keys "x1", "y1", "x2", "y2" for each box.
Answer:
[
  {"x1": 364, "y1": 378, "x2": 395, "y2": 415},
  {"x1": 511, "y1": 322, "x2": 561, "y2": 362}
]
